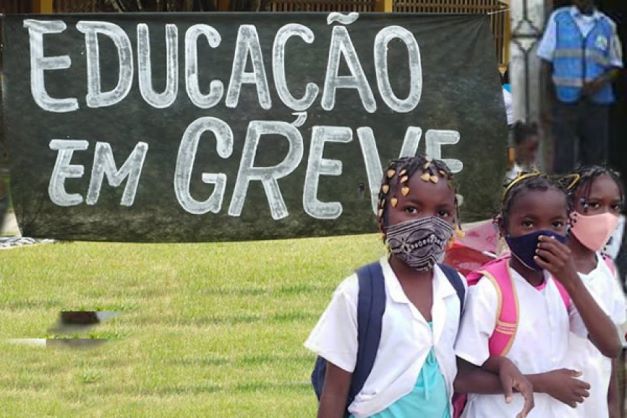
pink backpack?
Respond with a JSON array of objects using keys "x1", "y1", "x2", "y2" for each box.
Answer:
[
  {"x1": 466, "y1": 255, "x2": 570, "y2": 355},
  {"x1": 452, "y1": 254, "x2": 617, "y2": 417}
]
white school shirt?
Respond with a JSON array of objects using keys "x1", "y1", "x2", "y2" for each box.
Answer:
[
  {"x1": 564, "y1": 255, "x2": 626, "y2": 418},
  {"x1": 304, "y1": 257, "x2": 467, "y2": 418},
  {"x1": 455, "y1": 267, "x2": 586, "y2": 418},
  {"x1": 502, "y1": 87, "x2": 514, "y2": 125}
]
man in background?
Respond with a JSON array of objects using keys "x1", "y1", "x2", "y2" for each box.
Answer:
[{"x1": 538, "y1": 0, "x2": 623, "y2": 173}]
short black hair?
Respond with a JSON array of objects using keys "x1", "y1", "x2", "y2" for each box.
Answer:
[
  {"x1": 499, "y1": 172, "x2": 568, "y2": 230},
  {"x1": 567, "y1": 165, "x2": 625, "y2": 213},
  {"x1": 500, "y1": 69, "x2": 509, "y2": 85},
  {"x1": 511, "y1": 121, "x2": 539, "y2": 146},
  {"x1": 376, "y1": 155, "x2": 458, "y2": 236}
]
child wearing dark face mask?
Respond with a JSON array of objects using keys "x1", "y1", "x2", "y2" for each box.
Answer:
[
  {"x1": 455, "y1": 172, "x2": 622, "y2": 418},
  {"x1": 305, "y1": 155, "x2": 529, "y2": 418},
  {"x1": 563, "y1": 166, "x2": 626, "y2": 418}
]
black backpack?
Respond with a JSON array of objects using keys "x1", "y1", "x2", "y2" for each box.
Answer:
[{"x1": 310, "y1": 262, "x2": 465, "y2": 415}]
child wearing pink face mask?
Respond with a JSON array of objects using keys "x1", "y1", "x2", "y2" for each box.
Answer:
[{"x1": 565, "y1": 165, "x2": 627, "y2": 418}]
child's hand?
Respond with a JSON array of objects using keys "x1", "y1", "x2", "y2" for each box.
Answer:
[
  {"x1": 534, "y1": 235, "x2": 579, "y2": 288},
  {"x1": 535, "y1": 236, "x2": 622, "y2": 358},
  {"x1": 498, "y1": 358, "x2": 534, "y2": 418},
  {"x1": 539, "y1": 369, "x2": 590, "y2": 408}
]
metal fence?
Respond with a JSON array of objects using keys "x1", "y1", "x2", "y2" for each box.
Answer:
[
  {"x1": 266, "y1": 0, "x2": 376, "y2": 12},
  {"x1": 3, "y1": 0, "x2": 509, "y2": 65},
  {"x1": 393, "y1": 0, "x2": 509, "y2": 67},
  {"x1": 266, "y1": 0, "x2": 510, "y2": 66}
]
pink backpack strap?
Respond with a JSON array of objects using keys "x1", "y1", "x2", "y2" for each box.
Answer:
[
  {"x1": 603, "y1": 254, "x2": 617, "y2": 276},
  {"x1": 467, "y1": 255, "x2": 510, "y2": 285},
  {"x1": 553, "y1": 279, "x2": 572, "y2": 310},
  {"x1": 454, "y1": 258, "x2": 516, "y2": 418},
  {"x1": 550, "y1": 254, "x2": 617, "y2": 311},
  {"x1": 475, "y1": 258, "x2": 519, "y2": 357}
]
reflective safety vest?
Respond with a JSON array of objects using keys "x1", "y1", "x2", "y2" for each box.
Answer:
[{"x1": 553, "y1": 9, "x2": 615, "y2": 104}]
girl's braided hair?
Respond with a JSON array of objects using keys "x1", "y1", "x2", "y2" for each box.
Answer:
[
  {"x1": 499, "y1": 171, "x2": 569, "y2": 230},
  {"x1": 376, "y1": 155, "x2": 459, "y2": 237},
  {"x1": 565, "y1": 165, "x2": 624, "y2": 213}
]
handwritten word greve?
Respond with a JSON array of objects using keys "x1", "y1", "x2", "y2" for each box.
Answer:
[{"x1": 48, "y1": 119, "x2": 461, "y2": 220}]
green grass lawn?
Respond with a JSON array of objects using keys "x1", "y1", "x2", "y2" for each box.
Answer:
[{"x1": 0, "y1": 235, "x2": 386, "y2": 417}]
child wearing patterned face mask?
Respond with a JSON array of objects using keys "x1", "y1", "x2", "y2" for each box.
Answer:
[
  {"x1": 305, "y1": 155, "x2": 530, "y2": 418},
  {"x1": 455, "y1": 172, "x2": 622, "y2": 418},
  {"x1": 563, "y1": 166, "x2": 626, "y2": 418}
]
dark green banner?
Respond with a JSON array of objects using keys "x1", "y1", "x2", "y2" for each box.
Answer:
[{"x1": 2, "y1": 13, "x2": 506, "y2": 242}]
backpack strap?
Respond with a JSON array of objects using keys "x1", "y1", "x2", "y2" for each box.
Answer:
[
  {"x1": 477, "y1": 258, "x2": 519, "y2": 357},
  {"x1": 553, "y1": 279, "x2": 572, "y2": 310},
  {"x1": 476, "y1": 258, "x2": 571, "y2": 355},
  {"x1": 466, "y1": 255, "x2": 510, "y2": 285},
  {"x1": 348, "y1": 262, "x2": 386, "y2": 407},
  {"x1": 603, "y1": 254, "x2": 617, "y2": 276},
  {"x1": 438, "y1": 263, "x2": 466, "y2": 316}
]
